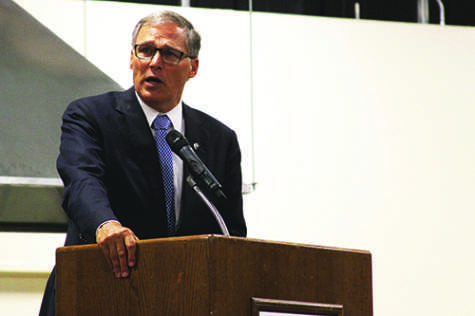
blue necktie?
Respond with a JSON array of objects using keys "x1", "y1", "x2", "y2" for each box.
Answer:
[{"x1": 152, "y1": 115, "x2": 175, "y2": 235}]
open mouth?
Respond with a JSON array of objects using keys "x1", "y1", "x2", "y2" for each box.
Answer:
[{"x1": 145, "y1": 76, "x2": 162, "y2": 84}]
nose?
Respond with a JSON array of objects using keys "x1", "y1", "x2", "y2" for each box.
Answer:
[{"x1": 150, "y1": 50, "x2": 163, "y2": 66}]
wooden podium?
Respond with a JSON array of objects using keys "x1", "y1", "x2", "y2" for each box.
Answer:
[{"x1": 56, "y1": 235, "x2": 372, "y2": 315}]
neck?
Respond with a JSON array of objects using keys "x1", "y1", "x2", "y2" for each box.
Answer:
[{"x1": 136, "y1": 93, "x2": 181, "y2": 114}]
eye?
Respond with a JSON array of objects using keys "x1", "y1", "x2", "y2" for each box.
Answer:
[
  {"x1": 137, "y1": 45, "x2": 156, "y2": 57},
  {"x1": 162, "y1": 48, "x2": 181, "y2": 59}
]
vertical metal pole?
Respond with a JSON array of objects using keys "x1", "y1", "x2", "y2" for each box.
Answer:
[
  {"x1": 181, "y1": 0, "x2": 190, "y2": 7},
  {"x1": 83, "y1": 0, "x2": 88, "y2": 57},
  {"x1": 247, "y1": 0, "x2": 257, "y2": 194},
  {"x1": 434, "y1": 0, "x2": 446, "y2": 25},
  {"x1": 417, "y1": 0, "x2": 430, "y2": 24},
  {"x1": 355, "y1": 2, "x2": 361, "y2": 20}
]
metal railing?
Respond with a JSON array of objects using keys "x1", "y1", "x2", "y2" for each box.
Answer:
[{"x1": 418, "y1": 0, "x2": 445, "y2": 25}]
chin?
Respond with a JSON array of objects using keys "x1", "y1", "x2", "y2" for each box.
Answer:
[{"x1": 139, "y1": 89, "x2": 162, "y2": 102}]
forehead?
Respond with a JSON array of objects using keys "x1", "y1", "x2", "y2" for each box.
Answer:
[{"x1": 136, "y1": 23, "x2": 187, "y2": 49}]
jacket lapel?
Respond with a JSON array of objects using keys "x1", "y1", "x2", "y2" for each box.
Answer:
[
  {"x1": 177, "y1": 104, "x2": 209, "y2": 227},
  {"x1": 183, "y1": 103, "x2": 209, "y2": 167},
  {"x1": 114, "y1": 87, "x2": 163, "y2": 194}
]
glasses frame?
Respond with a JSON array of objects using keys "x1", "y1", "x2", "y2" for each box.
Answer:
[{"x1": 133, "y1": 44, "x2": 194, "y2": 65}]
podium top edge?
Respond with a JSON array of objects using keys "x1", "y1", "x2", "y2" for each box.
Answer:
[
  {"x1": 238, "y1": 236, "x2": 371, "y2": 255},
  {"x1": 56, "y1": 234, "x2": 371, "y2": 256}
]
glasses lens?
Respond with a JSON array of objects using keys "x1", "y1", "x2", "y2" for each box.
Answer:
[
  {"x1": 160, "y1": 48, "x2": 182, "y2": 64},
  {"x1": 135, "y1": 45, "x2": 185, "y2": 64},
  {"x1": 136, "y1": 45, "x2": 155, "y2": 59}
]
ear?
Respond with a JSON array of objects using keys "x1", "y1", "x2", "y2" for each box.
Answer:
[
  {"x1": 188, "y1": 58, "x2": 199, "y2": 78},
  {"x1": 129, "y1": 49, "x2": 135, "y2": 70}
]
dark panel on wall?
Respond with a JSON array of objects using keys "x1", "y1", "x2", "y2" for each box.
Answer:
[{"x1": 103, "y1": 0, "x2": 475, "y2": 26}]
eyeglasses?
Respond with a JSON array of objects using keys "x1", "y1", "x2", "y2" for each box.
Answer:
[{"x1": 133, "y1": 44, "x2": 194, "y2": 65}]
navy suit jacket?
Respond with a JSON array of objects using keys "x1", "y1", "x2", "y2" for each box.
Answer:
[
  {"x1": 58, "y1": 86, "x2": 246, "y2": 244},
  {"x1": 39, "y1": 87, "x2": 246, "y2": 316}
]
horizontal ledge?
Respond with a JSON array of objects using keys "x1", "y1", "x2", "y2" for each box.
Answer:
[
  {"x1": 0, "y1": 269, "x2": 52, "y2": 277},
  {"x1": 0, "y1": 176, "x2": 63, "y2": 186}
]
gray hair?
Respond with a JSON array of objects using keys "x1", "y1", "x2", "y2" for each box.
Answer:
[{"x1": 131, "y1": 11, "x2": 201, "y2": 58}]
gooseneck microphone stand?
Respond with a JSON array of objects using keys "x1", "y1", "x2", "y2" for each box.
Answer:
[{"x1": 186, "y1": 175, "x2": 230, "y2": 237}]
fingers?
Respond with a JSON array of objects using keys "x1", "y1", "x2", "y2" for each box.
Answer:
[
  {"x1": 96, "y1": 222, "x2": 138, "y2": 278},
  {"x1": 124, "y1": 233, "x2": 137, "y2": 268}
]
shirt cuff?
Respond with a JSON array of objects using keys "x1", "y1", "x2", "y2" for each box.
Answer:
[{"x1": 95, "y1": 220, "x2": 121, "y2": 238}]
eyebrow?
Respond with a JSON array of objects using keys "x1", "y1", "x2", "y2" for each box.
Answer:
[{"x1": 136, "y1": 41, "x2": 182, "y2": 51}]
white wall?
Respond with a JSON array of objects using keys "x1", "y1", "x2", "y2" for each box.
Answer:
[
  {"x1": 4, "y1": 1, "x2": 475, "y2": 315},
  {"x1": 0, "y1": 232, "x2": 64, "y2": 315},
  {"x1": 247, "y1": 14, "x2": 475, "y2": 315}
]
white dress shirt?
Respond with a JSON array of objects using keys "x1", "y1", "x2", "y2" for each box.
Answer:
[{"x1": 136, "y1": 92, "x2": 184, "y2": 225}]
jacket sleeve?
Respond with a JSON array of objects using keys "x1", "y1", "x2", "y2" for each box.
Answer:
[
  {"x1": 219, "y1": 129, "x2": 247, "y2": 237},
  {"x1": 57, "y1": 99, "x2": 118, "y2": 243}
]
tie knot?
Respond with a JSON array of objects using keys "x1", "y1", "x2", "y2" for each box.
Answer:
[{"x1": 153, "y1": 115, "x2": 171, "y2": 130}]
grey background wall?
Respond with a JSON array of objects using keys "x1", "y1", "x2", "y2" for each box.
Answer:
[{"x1": 0, "y1": 0, "x2": 121, "y2": 178}]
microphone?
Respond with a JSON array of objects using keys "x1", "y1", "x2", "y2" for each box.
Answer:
[{"x1": 166, "y1": 129, "x2": 226, "y2": 199}]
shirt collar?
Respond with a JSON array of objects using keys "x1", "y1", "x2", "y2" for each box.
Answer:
[{"x1": 135, "y1": 91, "x2": 183, "y2": 133}]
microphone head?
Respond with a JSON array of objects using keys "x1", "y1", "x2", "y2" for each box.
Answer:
[{"x1": 166, "y1": 129, "x2": 189, "y2": 153}]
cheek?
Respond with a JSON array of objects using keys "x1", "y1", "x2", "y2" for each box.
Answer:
[
  {"x1": 130, "y1": 59, "x2": 139, "y2": 75},
  {"x1": 129, "y1": 51, "x2": 136, "y2": 69},
  {"x1": 130, "y1": 61, "x2": 146, "y2": 81},
  {"x1": 171, "y1": 74, "x2": 189, "y2": 90}
]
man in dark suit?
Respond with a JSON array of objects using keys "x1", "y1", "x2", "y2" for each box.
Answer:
[{"x1": 39, "y1": 10, "x2": 246, "y2": 316}]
